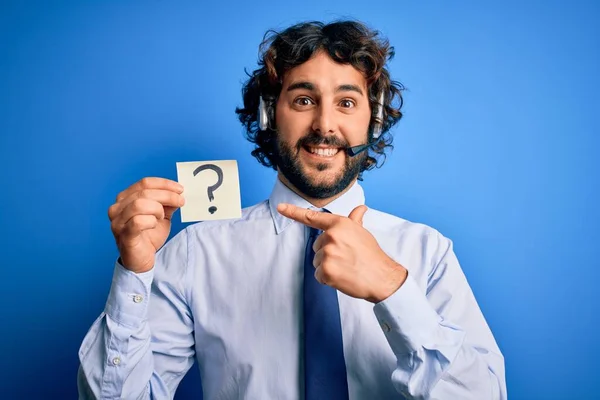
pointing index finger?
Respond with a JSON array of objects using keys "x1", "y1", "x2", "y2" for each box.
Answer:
[{"x1": 276, "y1": 203, "x2": 338, "y2": 231}]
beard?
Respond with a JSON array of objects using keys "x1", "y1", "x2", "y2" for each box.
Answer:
[{"x1": 274, "y1": 131, "x2": 366, "y2": 199}]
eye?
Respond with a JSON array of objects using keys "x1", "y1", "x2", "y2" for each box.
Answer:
[
  {"x1": 339, "y1": 99, "x2": 356, "y2": 108},
  {"x1": 293, "y1": 97, "x2": 314, "y2": 107}
]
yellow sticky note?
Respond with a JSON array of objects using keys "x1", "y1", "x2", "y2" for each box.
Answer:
[{"x1": 176, "y1": 160, "x2": 242, "y2": 223}]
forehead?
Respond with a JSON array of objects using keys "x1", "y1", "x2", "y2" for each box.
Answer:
[{"x1": 281, "y1": 51, "x2": 367, "y2": 92}]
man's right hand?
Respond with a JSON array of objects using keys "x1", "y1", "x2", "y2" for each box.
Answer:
[{"x1": 108, "y1": 177, "x2": 185, "y2": 273}]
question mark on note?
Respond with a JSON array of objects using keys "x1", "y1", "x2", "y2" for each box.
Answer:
[{"x1": 193, "y1": 164, "x2": 224, "y2": 214}]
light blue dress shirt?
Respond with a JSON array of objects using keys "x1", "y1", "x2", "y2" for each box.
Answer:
[{"x1": 78, "y1": 178, "x2": 506, "y2": 399}]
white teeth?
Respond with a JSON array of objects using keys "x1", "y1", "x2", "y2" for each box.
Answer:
[{"x1": 308, "y1": 147, "x2": 339, "y2": 157}]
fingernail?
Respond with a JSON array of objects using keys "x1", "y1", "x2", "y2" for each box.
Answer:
[{"x1": 278, "y1": 203, "x2": 288, "y2": 212}]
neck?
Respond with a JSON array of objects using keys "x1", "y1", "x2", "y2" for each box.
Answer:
[{"x1": 276, "y1": 170, "x2": 357, "y2": 208}]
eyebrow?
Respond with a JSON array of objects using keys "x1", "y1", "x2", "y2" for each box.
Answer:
[
  {"x1": 286, "y1": 81, "x2": 364, "y2": 96},
  {"x1": 286, "y1": 81, "x2": 315, "y2": 92},
  {"x1": 336, "y1": 84, "x2": 364, "y2": 96}
]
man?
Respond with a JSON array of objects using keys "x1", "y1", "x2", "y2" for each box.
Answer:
[{"x1": 78, "y1": 20, "x2": 506, "y2": 399}]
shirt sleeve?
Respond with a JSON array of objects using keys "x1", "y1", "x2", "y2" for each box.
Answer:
[
  {"x1": 373, "y1": 232, "x2": 507, "y2": 399},
  {"x1": 77, "y1": 228, "x2": 195, "y2": 399}
]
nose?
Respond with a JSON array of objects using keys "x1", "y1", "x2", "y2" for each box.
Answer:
[{"x1": 311, "y1": 102, "x2": 338, "y2": 135}]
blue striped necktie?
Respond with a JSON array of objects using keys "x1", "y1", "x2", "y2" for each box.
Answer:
[{"x1": 303, "y1": 224, "x2": 349, "y2": 399}]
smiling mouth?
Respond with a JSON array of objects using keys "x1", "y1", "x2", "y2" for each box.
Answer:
[{"x1": 302, "y1": 145, "x2": 342, "y2": 157}]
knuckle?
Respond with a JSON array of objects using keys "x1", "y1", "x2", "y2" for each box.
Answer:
[
  {"x1": 305, "y1": 210, "x2": 318, "y2": 220},
  {"x1": 327, "y1": 229, "x2": 341, "y2": 242},
  {"x1": 107, "y1": 204, "x2": 118, "y2": 220},
  {"x1": 322, "y1": 243, "x2": 335, "y2": 256},
  {"x1": 138, "y1": 188, "x2": 151, "y2": 199},
  {"x1": 320, "y1": 264, "x2": 335, "y2": 282},
  {"x1": 140, "y1": 177, "x2": 152, "y2": 188},
  {"x1": 130, "y1": 215, "x2": 146, "y2": 229},
  {"x1": 131, "y1": 198, "x2": 148, "y2": 212},
  {"x1": 116, "y1": 191, "x2": 126, "y2": 202}
]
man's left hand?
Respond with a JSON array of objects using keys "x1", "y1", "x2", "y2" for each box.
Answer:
[{"x1": 277, "y1": 203, "x2": 408, "y2": 303}]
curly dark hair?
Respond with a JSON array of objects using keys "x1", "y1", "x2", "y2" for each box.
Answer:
[{"x1": 235, "y1": 20, "x2": 405, "y2": 174}]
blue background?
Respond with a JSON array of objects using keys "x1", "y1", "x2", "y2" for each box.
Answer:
[{"x1": 1, "y1": 1, "x2": 598, "y2": 399}]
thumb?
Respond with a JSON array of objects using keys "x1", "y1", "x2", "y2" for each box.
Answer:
[{"x1": 348, "y1": 205, "x2": 368, "y2": 226}]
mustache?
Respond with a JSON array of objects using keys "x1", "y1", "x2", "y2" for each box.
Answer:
[{"x1": 296, "y1": 131, "x2": 349, "y2": 149}]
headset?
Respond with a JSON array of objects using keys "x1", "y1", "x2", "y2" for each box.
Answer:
[{"x1": 258, "y1": 92, "x2": 385, "y2": 157}]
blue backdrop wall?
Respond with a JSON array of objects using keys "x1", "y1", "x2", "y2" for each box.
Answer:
[{"x1": 1, "y1": 1, "x2": 598, "y2": 399}]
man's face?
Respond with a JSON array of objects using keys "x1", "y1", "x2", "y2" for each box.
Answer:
[{"x1": 274, "y1": 51, "x2": 371, "y2": 199}]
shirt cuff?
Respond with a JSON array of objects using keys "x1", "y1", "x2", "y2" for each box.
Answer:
[
  {"x1": 373, "y1": 274, "x2": 440, "y2": 355},
  {"x1": 104, "y1": 260, "x2": 154, "y2": 329}
]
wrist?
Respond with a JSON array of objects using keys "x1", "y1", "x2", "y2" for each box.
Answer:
[{"x1": 368, "y1": 259, "x2": 408, "y2": 303}]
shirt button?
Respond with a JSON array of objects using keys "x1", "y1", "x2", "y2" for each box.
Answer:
[
  {"x1": 112, "y1": 357, "x2": 121, "y2": 366},
  {"x1": 133, "y1": 294, "x2": 143, "y2": 303},
  {"x1": 380, "y1": 321, "x2": 391, "y2": 333}
]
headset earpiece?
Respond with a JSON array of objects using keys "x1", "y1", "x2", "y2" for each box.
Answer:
[
  {"x1": 372, "y1": 92, "x2": 385, "y2": 139},
  {"x1": 258, "y1": 96, "x2": 269, "y2": 131}
]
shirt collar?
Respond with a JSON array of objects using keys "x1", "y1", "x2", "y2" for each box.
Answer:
[{"x1": 268, "y1": 176, "x2": 366, "y2": 234}]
